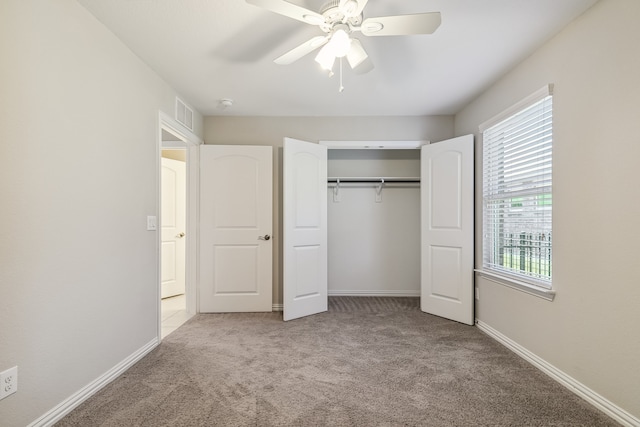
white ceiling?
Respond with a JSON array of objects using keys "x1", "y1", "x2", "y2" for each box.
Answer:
[{"x1": 78, "y1": 0, "x2": 597, "y2": 117}]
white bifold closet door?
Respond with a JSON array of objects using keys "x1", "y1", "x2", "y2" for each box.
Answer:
[
  {"x1": 421, "y1": 134, "x2": 474, "y2": 325},
  {"x1": 283, "y1": 135, "x2": 474, "y2": 325},
  {"x1": 283, "y1": 138, "x2": 328, "y2": 321}
]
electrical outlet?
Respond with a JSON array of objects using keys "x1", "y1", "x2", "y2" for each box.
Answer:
[
  {"x1": 475, "y1": 287, "x2": 480, "y2": 300},
  {"x1": 0, "y1": 366, "x2": 18, "y2": 400}
]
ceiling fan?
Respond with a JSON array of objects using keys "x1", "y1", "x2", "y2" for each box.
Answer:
[{"x1": 246, "y1": 0, "x2": 441, "y2": 76}]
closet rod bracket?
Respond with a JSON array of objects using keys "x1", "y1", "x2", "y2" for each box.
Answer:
[
  {"x1": 375, "y1": 179, "x2": 384, "y2": 203},
  {"x1": 333, "y1": 178, "x2": 341, "y2": 202}
]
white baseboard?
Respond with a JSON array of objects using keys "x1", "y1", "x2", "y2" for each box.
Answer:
[
  {"x1": 328, "y1": 290, "x2": 420, "y2": 297},
  {"x1": 28, "y1": 338, "x2": 159, "y2": 427},
  {"x1": 476, "y1": 320, "x2": 640, "y2": 427}
]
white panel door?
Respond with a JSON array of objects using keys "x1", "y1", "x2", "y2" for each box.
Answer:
[
  {"x1": 283, "y1": 138, "x2": 328, "y2": 321},
  {"x1": 421, "y1": 134, "x2": 474, "y2": 325},
  {"x1": 199, "y1": 145, "x2": 273, "y2": 312},
  {"x1": 161, "y1": 157, "x2": 186, "y2": 298}
]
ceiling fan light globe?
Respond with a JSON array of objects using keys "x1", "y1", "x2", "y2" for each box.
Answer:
[
  {"x1": 330, "y1": 29, "x2": 351, "y2": 58},
  {"x1": 315, "y1": 44, "x2": 336, "y2": 71},
  {"x1": 347, "y1": 38, "x2": 367, "y2": 69}
]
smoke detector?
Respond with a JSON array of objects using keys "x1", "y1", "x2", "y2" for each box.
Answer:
[{"x1": 218, "y1": 98, "x2": 234, "y2": 110}]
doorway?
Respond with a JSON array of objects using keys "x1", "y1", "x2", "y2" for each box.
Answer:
[
  {"x1": 158, "y1": 113, "x2": 201, "y2": 338},
  {"x1": 161, "y1": 148, "x2": 188, "y2": 337}
]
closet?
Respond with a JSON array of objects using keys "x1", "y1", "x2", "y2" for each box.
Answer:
[
  {"x1": 324, "y1": 142, "x2": 423, "y2": 297},
  {"x1": 283, "y1": 136, "x2": 474, "y2": 325}
]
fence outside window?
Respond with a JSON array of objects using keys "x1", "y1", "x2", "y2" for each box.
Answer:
[{"x1": 496, "y1": 232, "x2": 552, "y2": 280}]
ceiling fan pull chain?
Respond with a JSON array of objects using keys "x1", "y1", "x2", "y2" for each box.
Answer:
[{"x1": 339, "y1": 57, "x2": 345, "y2": 92}]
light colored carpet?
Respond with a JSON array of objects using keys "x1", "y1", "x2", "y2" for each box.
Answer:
[{"x1": 56, "y1": 297, "x2": 618, "y2": 426}]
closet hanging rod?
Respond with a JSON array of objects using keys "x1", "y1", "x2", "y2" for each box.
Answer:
[{"x1": 328, "y1": 176, "x2": 420, "y2": 183}]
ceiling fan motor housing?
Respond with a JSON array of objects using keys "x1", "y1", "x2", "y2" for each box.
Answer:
[{"x1": 320, "y1": 0, "x2": 362, "y2": 30}]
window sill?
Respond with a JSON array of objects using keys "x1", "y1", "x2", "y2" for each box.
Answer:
[{"x1": 474, "y1": 269, "x2": 556, "y2": 301}]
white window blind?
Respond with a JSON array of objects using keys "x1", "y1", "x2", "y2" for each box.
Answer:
[{"x1": 482, "y1": 87, "x2": 553, "y2": 287}]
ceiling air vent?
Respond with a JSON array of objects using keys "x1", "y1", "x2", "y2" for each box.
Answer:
[{"x1": 175, "y1": 97, "x2": 193, "y2": 131}]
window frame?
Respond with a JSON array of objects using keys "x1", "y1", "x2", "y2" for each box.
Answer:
[{"x1": 477, "y1": 85, "x2": 555, "y2": 301}]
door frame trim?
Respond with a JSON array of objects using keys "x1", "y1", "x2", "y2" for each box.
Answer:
[{"x1": 157, "y1": 112, "x2": 202, "y2": 339}]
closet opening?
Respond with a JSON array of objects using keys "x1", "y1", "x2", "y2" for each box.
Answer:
[
  {"x1": 325, "y1": 146, "x2": 422, "y2": 298},
  {"x1": 284, "y1": 135, "x2": 474, "y2": 324}
]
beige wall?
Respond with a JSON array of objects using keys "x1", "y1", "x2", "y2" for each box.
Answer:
[
  {"x1": 455, "y1": 0, "x2": 640, "y2": 419},
  {"x1": 204, "y1": 116, "x2": 454, "y2": 305},
  {"x1": 5, "y1": 0, "x2": 635, "y2": 424},
  {"x1": 0, "y1": 1, "x2": 202, "y2": 425}
]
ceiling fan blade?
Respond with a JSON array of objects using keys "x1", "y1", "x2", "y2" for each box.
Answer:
[
  {"x1": 274, "y1": 36, "x2": 329, "y2": 65},
  {"x1": 339, "y1": 0, "x2": 369, "y2": 18},
  {"x1": 361, "y1": 12, "x2": 441, "y2": 36},
  {"x1": 246, "y1": 0, "x2": 325, "y2": 25}
]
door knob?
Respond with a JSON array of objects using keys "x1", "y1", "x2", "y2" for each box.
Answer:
[
  {"x1": 176, "y1": 232, "x2": 185, "y2": 238},
  {"x1": 258, "y1": 234, "x2": 271, "y2": 241}
]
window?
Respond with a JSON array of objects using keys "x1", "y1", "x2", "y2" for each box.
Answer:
[{"x1": 481, "y1": 85, "x2": 553, "y2": 289}]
